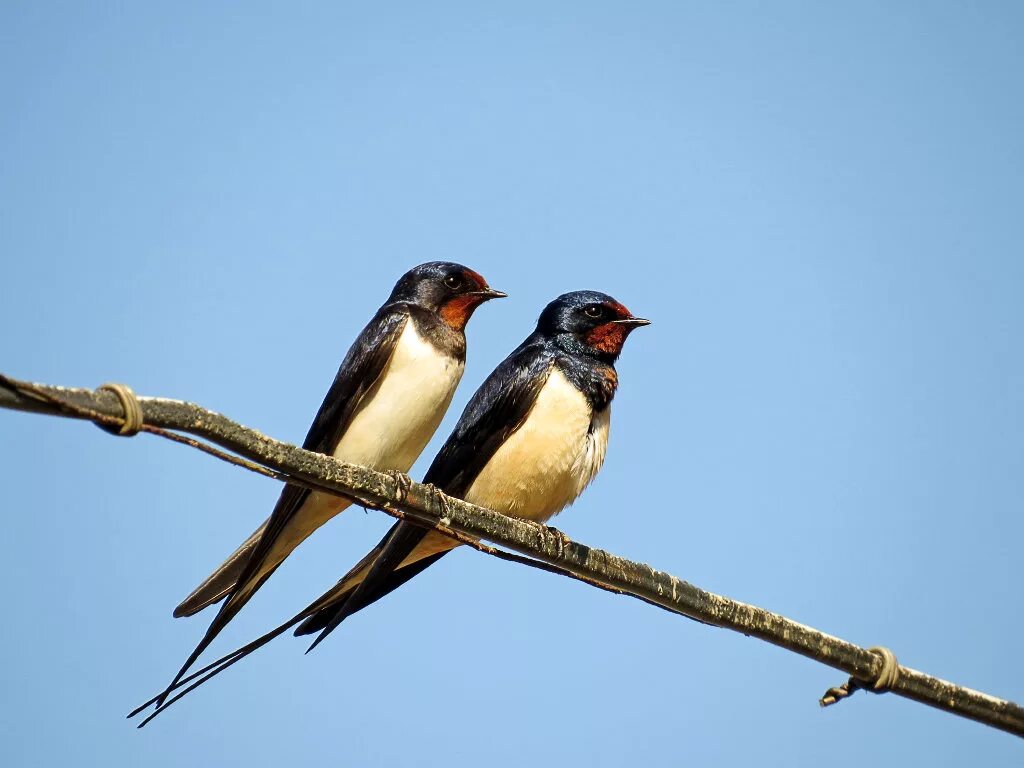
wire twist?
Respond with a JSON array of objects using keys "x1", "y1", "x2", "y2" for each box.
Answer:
[{"x1": 95, "y1": 382, "x2": 144, "y2": 436}]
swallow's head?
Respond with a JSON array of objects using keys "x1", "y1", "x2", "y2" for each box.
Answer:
[
  {"x1": 538, "y1": 290, "x2": 650, "y2": 361},
  {"x1": 392, "y1": 262, "x2": 506, "y2": 330}
]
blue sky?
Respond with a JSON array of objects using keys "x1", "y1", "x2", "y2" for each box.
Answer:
[{"x1": 1, "y1": 2, "x2": 1022, "y2": 765}]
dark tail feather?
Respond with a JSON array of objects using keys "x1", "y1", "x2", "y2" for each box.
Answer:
[
  {"x1": 304, "y1": 522, "x2": 423, "y2": 652},
  {"x1": 134, "y1": 614, "x2": 304, "y2": 728},
  {"x1": 152, "y1": 565, "x2": 279, "y2": 709},
  {"x1": 133, "y1": 523, "x2": 450, "y2": 722},
  {"x1": 295, "y1": 550, "x2": 448, "y2": 637},
  {"x1": 131, "y1": 577, "x2": 348, "y2": 726},
  {"x1": 128, "y1": 645, "x2": 248, "y2": 719},
  {"x1": 131, "y1": 560, "x2": 365, "y2": 723},
  {"x1": 128, "y1": 651, "x2": 231, "y2": 719},
  {"x1": 173, "y1": 521, "x2": 267, "y2": 617},
  {"x1": 300, "y1": 522, "x2": 441, "y2": 649}
]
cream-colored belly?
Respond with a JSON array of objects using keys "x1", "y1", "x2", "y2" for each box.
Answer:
[
  {"x1": 465, "y1": 367, "x2": 610, "y2": 524},
  {"x1": 267, "y1": 321, "x2": 464, "y2": 565},
  {"x1": 386, "y1": 368, "x2": 611, "y2": 570}
]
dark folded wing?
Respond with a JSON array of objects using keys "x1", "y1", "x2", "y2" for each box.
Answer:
[
  {"x1": 230, "y1": 306, "x2": 410, "y2": 597},
  {"x1": 300, "y1": 336, "x2": 556, "y2": 642},
  {"x1": 424, "y1": 334, "x2": 553, "y2": 494},
  {"x1": 154, "y1": 306, "x2": 410, "y2": 705}
]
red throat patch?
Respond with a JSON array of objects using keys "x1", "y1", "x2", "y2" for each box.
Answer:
[
  {"x1": 439, "y1": 295, "x2": 484, "y2": 331},
  {"x1": 585, "y1": 322, "x2": 630, "y2": 354}
]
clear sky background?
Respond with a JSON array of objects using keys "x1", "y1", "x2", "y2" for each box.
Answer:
[{"x1": 1, "y1": 2, "x2": 1022, "y2": 766}]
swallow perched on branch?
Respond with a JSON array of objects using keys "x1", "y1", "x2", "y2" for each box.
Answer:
[
  {"x1": 154, "y1": 261, "x2": 504, "y2": 707},
  {"x1": 132, "y1": 290, "x2": 647, "y2": 725}
]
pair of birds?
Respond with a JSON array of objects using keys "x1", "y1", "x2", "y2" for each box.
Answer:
[{"x1": 132, "y1": 261, "x2": 649, "y2": 725}]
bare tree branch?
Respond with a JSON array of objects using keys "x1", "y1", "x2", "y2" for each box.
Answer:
[{"x1": 2, "y1": 372, "x2": 1022, "y2": 739}]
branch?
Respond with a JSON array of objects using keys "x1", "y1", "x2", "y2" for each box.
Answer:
[{"x1": 2, "y1": 373, "x2": 1022, "y2": 739}]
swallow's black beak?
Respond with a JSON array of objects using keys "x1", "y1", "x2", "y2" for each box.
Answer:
[
  {"x1": 612, "y1": 316, "x2": 650, "y2": 328},
  {"x1": 471, "y1": 288, "x2": 508, "y2": 300}
]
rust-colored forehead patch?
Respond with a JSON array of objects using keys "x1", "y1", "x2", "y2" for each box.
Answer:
[
  {"x1": 440, "y1": 294, "x2": 485, "y2": 331},
  {"x1": 585, "y1": 321, "x2": 630, "y2": 355},
  {"x1": 462, "y1": 268, "x2": 488, "y2": 290},
  {"x1": 603, "y1": 300, "x2": 631, "y2": 319}
]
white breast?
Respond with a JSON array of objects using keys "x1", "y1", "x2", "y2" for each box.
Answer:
[
  {"x1": 274, "y1": 320, "x2": 465, "y2": 554},
  {"x1": 464, "y1": 367, "x2": 610, "y2": 524},
  {"x1": 333, "y1": 319, "x2": 464, "y2": 471}
]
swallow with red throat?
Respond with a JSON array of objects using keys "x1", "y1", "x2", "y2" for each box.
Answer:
[
  {"x1": 132, "y1": 290, "x2": 646, "y2": 724},
  {"x1": 154, "y1": 262, "x2": 504, "y2": 707}
]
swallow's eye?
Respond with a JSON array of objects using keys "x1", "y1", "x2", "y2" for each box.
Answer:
[
  {"x1": 583, "y1": 305, "x2": 604, "y2": 319},
  {"x1": 444, "y1": 275, "x2": 463, "y2": 290}
]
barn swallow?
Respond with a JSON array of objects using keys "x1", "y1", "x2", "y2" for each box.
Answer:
[
  {"x1": 153, "y1": 261, "x2": 504, "y2": 707},
  {"x1": 132, "y1": 290, "x2": 647, "y2": 724}
]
